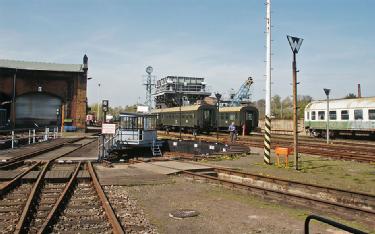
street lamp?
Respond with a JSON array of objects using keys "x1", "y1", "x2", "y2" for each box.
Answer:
[
  {"x1": 324, "y1": 88, "x2": 331, "y2": 144},
  {"x1": 215, "y1": 93, "x2": 222, "y2": 142},
  {"x1": 97, "y1": 83, "x2": 101, "y2": 123}
]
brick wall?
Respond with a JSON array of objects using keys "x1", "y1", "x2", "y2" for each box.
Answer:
[{"x1": 0, "y1": 69, "x2": 87, "y2": 130}]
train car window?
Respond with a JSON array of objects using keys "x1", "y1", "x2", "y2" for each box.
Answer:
[
  {"x1": 311, "y1": 111, "x2": 316, "y2": 120},
  {"x1": 329, "y1": 111, "x2": 336, "y2": 120},
  {"x1": 354, "y1": 110, "x2": 363, "y2": 120},
  {"x1": 229, "y1": 113, "x2": 235, "y2": 121},
  {"x1": 341, "y1": 110, "x2": 349, "y2": 120},
  {"x1": 369, "y1": 109, "x2": 375, "y2": 120},
  {"x1": 246, "y1": 113, "x2": 253, "y2": 120},
  {"x1": 318, "y1": 111, "x2": 325, "y2": 120},
  {"x1": 306, "y1": 112, "x2": 310, "y2": 120}
]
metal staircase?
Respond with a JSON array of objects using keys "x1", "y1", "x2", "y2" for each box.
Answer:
[{"x1": 151, "y1": 140, "x2": 163, "y2": 157}]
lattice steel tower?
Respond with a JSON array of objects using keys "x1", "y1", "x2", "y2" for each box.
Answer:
[{"x1": 144, "y1": 66, "x2": 154, "y2": 110}]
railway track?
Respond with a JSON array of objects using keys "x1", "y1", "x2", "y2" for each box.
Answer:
[
  {"x1": 0, "y1": 137, "x2": 86, "y2": 169},
  {"x1": 177, "y1": 161, "x2": 375, "y2": 227},
  {"x1": 0, "y1": 161, "x2": 124, "y2": 234},
  {"x1": 159, "y1": 131, "x2": 375, "y2": 163}
]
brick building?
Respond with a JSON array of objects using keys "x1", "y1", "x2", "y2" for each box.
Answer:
[{"x1": 0, "y1": 55, "x2": 88, "y2": 130}]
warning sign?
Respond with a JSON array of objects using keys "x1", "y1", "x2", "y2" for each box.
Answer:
[{"x1": 102, "y1": 123, "x2": 116, "y2": 134}]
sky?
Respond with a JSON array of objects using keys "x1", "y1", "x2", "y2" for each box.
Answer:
[{"x1": 0, "y1": 0, "x2": 374, "y2": 107}]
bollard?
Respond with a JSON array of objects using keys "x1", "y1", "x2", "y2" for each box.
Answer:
[
  {"x1": 44, "y1": 128, "x2": 48, "y2": 141},
  {"x1": 11, "y1": 131, "x2": 15, "y2": 149},
  {"x1": 28, "y1": 130, "x2": 31, "y2": 144},
  {"x1": 33, "y1": 129, "x2": 36, "y2": 143},
  {"x1": 53, "y1": 127, "x2": 56, "y2": 139}
]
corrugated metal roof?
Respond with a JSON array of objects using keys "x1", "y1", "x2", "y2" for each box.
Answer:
[
  {"x1": 219, "y1": 105, "x2": 258, "y2": 113},
  {"x1": 0, "y1": 59, "x2": 84, "y2": 72},
  {"x1": 305, "y1": 97, "x2": 375, "y2": 110},
  {"x1": 219, "y1": 106, "x2": 242, "y2": 112}
]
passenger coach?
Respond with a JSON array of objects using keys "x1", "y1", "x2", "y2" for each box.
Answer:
[
  {"x1": 218, "y1": 105, "x2": 259, "y2": 134},
  {"x1": 304, "y1": 97, "x2": 375, "y2": 137},
  {"x1": 153, "y1": 104, "x2": 216, "y2": 133}
]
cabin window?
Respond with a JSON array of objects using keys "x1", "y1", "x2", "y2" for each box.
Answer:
[
  {"x1": 246, "y1": 113, "x2": 253, "y2": 121},
  {"x1": 311, "y1": 111, "x2": 316, "y2": 120},
  {"x1": 329, "y1": 111, "x2": 337, "y2": 120},
  {"x1": 369, "y1": 109, "x2": 375, "y2": 120},
  {"x1": 318, "y1": 111, "x2": 325, "y2": 120},
  {"x1": 354, "y1": 110, "x2": 363, "y2": 120},
  {"x1": 341, "y1": 110, "x2": 349, "y2": 120}
]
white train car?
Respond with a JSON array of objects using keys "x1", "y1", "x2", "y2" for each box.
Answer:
[{"x1": 304, "y1": 97, "x2": 375, "y2": 137}]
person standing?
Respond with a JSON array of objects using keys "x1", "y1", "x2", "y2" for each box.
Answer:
[{"x1": 228, "y1": 122, "x2": 236, "y2": 143}]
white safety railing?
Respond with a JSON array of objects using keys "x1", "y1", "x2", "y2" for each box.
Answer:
[{"x1": 0, "y1": 126, "x2": 61, "y2": 149}]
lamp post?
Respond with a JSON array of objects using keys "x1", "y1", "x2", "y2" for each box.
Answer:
[
  {"x1": 97, "y1": 83, "x2": 101, "y2": 123},
  {"x1": 215, "y1": 93, "x2": 222, "y2": 142},
  {"x1": 324, "y1": 88, "x2": 331, "y2": 144}
]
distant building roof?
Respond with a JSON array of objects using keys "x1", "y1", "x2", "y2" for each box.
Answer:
[{"x1": 0, "y1": 59, "x2": 84, "y2": 72}]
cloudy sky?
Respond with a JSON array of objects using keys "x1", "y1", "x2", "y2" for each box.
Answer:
[{"x1": 0, "y1": 0, "x2": 374, "y2": 106}]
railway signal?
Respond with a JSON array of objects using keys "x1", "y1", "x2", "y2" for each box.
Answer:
[
  {"x1": 102, "y1": 100, "x2": 109, "y2": 123},
  {"x1": 287, "y1": 35, "x2": 303, "y2": 170}
]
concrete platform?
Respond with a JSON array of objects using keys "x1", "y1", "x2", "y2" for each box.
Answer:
[
  {"x1": 130, "y1": 163, "x2": 179, "y2": 175},
  {"x1": 0, "y1": 138, "x2": 73, "y2": 162},
  {"x1": 130, "y1": 161, "x2": 214, "y2": 175},
  {"x1": 57, "y1": 139, "x2": 98, "y2": 162},
  {"x1": 95, "y1": 164, "x2": 172, "y2": 186},
  {"x1": 0, "y1": 170, "x2": 21, "y2": 180},
  {"x1": 25, "y1": 145, "x2": 80, "y2": 162}
]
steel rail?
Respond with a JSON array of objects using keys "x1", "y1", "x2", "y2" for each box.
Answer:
[
  {"x1": 212, "y1": 167, "x2": 375, "y2": 212},
  {"x1": 0, "y1": 137, "x2": 85, "y2": 169},
  {"x1": 0, "y1": 162, "x2": 40, "y2": 197},
  {"x1": 87, "y1": 162, "x2": 125, "y2": 234},
  {"x1": 37, "y1": 162, "x2": 82, "y2": 234},
  {"x1": 14, "y1": 161, "x2": 51, "y2": 234},
  {"x1": 182, "y1": 170, "x2": 375, "y2": 219}
]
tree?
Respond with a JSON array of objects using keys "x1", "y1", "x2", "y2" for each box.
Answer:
[
  {"x1": 271, "y1": 95, "x2": 281, "y2": 118},
  {"x1": 255, "y1": 99, "x2": 265, "y2": 120},
  {"x1": 297, "y1": 95, "x2": 313, "y2": 119},
  {"x1": 344, "y1": 93, "x2": 356, "y2": 99},
  {"x1": 281, "y1": 96, "x2": 293, "y2": 119}
]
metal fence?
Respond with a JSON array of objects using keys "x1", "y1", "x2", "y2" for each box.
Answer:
[{"x1": 0, "y1": 126, "x2": 61, "y2": 149}]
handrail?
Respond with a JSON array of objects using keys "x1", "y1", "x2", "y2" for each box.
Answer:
[{"x1": 304, "y1": 215, "x2": 367, "y2": 234}]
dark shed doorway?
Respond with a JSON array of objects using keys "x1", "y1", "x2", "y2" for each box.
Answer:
[{"x1": 16, "y1": 93, "x2": 61, "y2": 128}]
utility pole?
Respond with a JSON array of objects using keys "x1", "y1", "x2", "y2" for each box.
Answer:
[
  {"x1": 324, "y1": 89, "x2": 331, "y2": 144},
  {"x1": 287, "y1": 35, "x2": 303, "y2": 170},
  {"x1": 263, "y1": 0, "x2": 272, "y2": 165}
]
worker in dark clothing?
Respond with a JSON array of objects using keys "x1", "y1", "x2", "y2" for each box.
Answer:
[{"x1": 228, "y1": 122, "x2": 236, "y2": 143}]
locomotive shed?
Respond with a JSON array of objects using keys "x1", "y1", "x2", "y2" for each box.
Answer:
[{"x1": 0, "y1": 55, "x2": 88, "y2": 130}]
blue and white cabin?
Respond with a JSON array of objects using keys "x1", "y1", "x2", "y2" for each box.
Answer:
[{"x1": 116, "y1": 112, "x2": 157, "y2": 147}]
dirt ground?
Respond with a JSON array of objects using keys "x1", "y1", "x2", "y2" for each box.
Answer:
[
  {"x1": 121, "y1": 177, "x2": 373, "y2": 234},
  {"x1": 200, "y1": 147, "x2": 375, "y2": 195}
]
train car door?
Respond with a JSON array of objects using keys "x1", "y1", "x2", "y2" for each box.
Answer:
[
  {"x1": 202, "y1": 109, "x2": 214, "y2": 131},
  {"x1": 244, "y1": 111, "x2": 254, "y2": 134}
]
